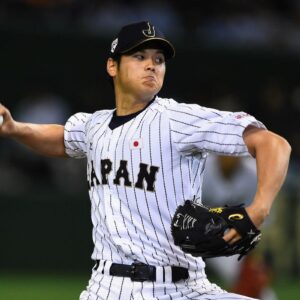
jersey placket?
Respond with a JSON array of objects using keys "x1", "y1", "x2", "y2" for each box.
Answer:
[
  {"x1": 101, "y1": 127, "x2": 134, "y2": 260},
  {"x1": 101, "y1": 127, "x2": 114, "y2": 197}
]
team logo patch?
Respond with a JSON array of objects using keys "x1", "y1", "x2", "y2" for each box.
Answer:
[
  {"x1": 209, "y1": 207, "x2": 223, "y2": 214},
  {"x1": 234, "y1": 112, "x2": 249, "y2": 119},
  {"x1": 130, "y1": 138, "x2": 143, "y2": 149},
  {"x1": 228, "y1": 213, "x2": 244, "y2": 221},
  {"x1": 142, "y1": 22, "x2": 155, "y2": 37},
  {"x1": 111, "y1": 38, "x2": 118, "y2": 53}
]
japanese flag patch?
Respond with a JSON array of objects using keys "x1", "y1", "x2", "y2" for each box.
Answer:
[{"x1": 130, "y1": 138, "x2": 143, "y2": 150}]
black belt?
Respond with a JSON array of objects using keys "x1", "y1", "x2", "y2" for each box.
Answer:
[{"x1": 94, "y1": 260, "x2": 189, "y2": 282}]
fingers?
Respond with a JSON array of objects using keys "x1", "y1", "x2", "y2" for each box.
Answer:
[
  {"x1": 0, "y1": 102, "x2": 7, "y2": 116},
  {"x1": 0, "y1": 103, "x2": 7, "y2": 126},
  {"x1": 0, "y1": 104, "x2": 5, "y2": 126},
  {"x1": 0, "y1": 103, "x2": 14, "y2": 135},
  {"x1": 0, "y1": 102, "x2": 11, "y2": 119},
  {"x1": 223, "y1": 228, "x2": 241, "y2": 245}
]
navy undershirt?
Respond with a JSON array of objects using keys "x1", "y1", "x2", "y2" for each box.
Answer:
[{"x1": 108, "y1": 99, "x2": 155, "y2": 130}]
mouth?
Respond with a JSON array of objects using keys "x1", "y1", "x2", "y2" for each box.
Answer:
[{"x1": 143, "y1": 75, "x2": 156, "y2": 82}]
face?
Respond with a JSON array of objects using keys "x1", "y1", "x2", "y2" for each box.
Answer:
[{"x1": 107, "y1": 48, "x2": 166, "y2": 101}]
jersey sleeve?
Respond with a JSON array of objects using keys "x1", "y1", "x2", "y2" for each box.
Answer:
[
  {"x1": 64, "y1": 112, "x2": 91, "y2": 158},
  {"x1": 167, "y1": 103, "x2": 266, "y2": 156}
]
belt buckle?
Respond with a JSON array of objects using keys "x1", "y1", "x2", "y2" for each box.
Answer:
[{"x1": 130, "y1": 263, "x2": 154, "y2": 282}]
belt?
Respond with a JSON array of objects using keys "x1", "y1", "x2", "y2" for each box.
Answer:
[{"x1": 94, "y1": 260, "x2": 189, "y2": 282}]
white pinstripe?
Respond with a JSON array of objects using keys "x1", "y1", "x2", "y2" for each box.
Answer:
[{"x1": 65, "y1": 97, "x2": 264, "y2": 299}]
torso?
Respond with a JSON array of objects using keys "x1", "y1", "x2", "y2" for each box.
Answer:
[
  {"x1": 85, "y1": 99, "x2": 205, "y2": 271},
  {"x1": 64, "y1": 96, "x2": 264, "y2": 273}
]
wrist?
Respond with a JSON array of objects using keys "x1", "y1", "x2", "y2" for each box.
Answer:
[
  {"x1": 12, "y1": 121, "x2": 32, "y2": 138},
  {"x1": 246, "y1": 203, "x2": 270, "y2": 227}
]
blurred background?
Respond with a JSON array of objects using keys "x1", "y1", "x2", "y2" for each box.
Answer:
[{"x1": 0, "y1": 0, "x2": 299, "y2": 299}]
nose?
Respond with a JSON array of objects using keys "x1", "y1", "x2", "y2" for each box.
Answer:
[{"x1": 145, "y1": 58, "x2": 156, "y2": 72}]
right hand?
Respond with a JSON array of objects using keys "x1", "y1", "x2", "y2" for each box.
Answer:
[{"x1": 0, "y1": 103, "x2": 17, "y2": 137}]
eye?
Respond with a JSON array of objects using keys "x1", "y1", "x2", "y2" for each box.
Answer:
[
  {"x1": 133, "y1": 54, "x2": 144, "y2": 60},
  {"x1": 155, "y1": 55, "x2": 165, "y2": 65}
]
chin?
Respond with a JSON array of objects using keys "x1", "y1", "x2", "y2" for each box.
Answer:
[
  {"x1": 137, "y1": 90, "x2": 157, "y2": 101},
  {"x1": 143, "y1": 84, "x2": 161, "y2": 93},
  {"x1": 137, "y1": 82, "x2": 161, "y2": 98}
]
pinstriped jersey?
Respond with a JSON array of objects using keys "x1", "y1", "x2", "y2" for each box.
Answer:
[{"x1": 64, "y1": 96, "x2": 265, "y2": 274}]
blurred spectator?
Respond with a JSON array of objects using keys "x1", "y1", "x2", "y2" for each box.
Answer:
[
  {"x1": 232, "y1": 252, "x2": 277, "y2": 300},
  {"x1": 202, "y1": 155, "x2": 256, "y2": 207},
  {"x1": 14, "y1": 90, "x2": 69, "y2": 124},
  {"x1": 79, "y1": 0, "x2": 181, "y2": 37},
  {"x1": 11, "y1": 89, "x2": 69, "y2": 182},
  {"x1": 0, "y1": 0, "x2": 299, "y2": 52},
  {"x1": 202, "y1": 155, "x2": 277, "y2": 300},
  {"x1": 2, "y1": 89, "x2": 86, "y2": 194}
]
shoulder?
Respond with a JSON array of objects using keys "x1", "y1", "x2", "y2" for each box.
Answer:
[
  {"x1": 90, "y1": 109, "x2": 114, "y2": 122},
  {"x1": 65, "y1": 109, "x2": 113, "y2": 129},
  {"x1": 65, "y1": 112, "x2": 91, "y2": 128},
  {"x1": 153, "y1": 96, "x2": 227, "y2": 120}
]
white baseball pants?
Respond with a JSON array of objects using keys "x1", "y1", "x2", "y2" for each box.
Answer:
[{"x1": 79, "y1": 260, "x2": 257, "y2": 300}]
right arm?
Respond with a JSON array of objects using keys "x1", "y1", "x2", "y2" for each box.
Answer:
[{"x1": 0, "y1": 104, "x2": 67, "y2": 157}]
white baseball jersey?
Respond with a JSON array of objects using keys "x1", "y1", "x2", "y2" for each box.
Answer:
[{"x1": 64, "y1": 97, "x2": 264, "y2": 300}]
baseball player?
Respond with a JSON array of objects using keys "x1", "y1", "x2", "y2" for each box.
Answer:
[{"x1": 0, "y1": 21, "x2": 291, "y2": 300}]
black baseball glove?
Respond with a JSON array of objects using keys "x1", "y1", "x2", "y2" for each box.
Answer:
[{"x1": 171, "y1": 200, "x2": 261, "y2": 260}]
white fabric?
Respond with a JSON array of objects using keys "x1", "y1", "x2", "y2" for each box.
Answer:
[
  {"x1": 164, "y1": 266, "x2": 172, "y2": 283},
  {"x1": 79, "y1": 269, "x2": 258, "y2": 300},
  {"x1": 64, "y1": 97, "x2": 265, "y2": 300},
  {"x1": 156, "y1": 266, "x2": 164, "y2": 283}
]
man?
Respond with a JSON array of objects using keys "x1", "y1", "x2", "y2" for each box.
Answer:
[{"x1": 0, "y1": 21, "x2": 291, "y2": 299}]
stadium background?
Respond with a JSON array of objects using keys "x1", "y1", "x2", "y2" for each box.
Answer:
[{"x1": 0, "y1": 1, "x2": 299, "y2": 299}]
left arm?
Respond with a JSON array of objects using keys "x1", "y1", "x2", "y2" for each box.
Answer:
[{"x1": 224, "y1": 126, "x2": 291, "y2": 243}]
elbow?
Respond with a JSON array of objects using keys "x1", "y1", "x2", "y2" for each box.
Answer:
[
  {"x1": 244, "y1": 127, "x2": 292, "y2": 159},
  {"x1": 270, "y1": 133, "x2": 292, "y2": 159},
  {"x1": 281, "y1": 137, "x2": 292, "y2": 157},
  {"x1": 247, "y1": 130, "x2": 292, "y2": 159}
]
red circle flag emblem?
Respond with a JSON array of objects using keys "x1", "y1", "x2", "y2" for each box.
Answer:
[{"x1": 130, "y1": 138, "x2": 143, "y2": 149}]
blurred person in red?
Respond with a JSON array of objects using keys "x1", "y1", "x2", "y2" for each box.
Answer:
[{"x1": 202, "y1": 155, "x2": 277, "y2": 300}]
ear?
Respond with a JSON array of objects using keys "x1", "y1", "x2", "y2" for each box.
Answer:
[{"x1": 107, "y1": 58, "x2": 118, "y2": 77}]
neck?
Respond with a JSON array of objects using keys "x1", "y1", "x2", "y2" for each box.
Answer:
[{"x1": 115, "y1": 94, "x2": 155, "y2": 116}]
